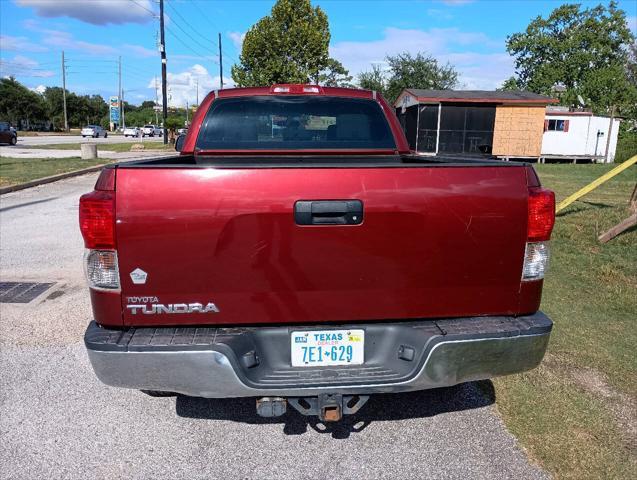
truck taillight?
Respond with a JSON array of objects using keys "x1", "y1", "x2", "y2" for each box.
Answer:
[
  {"x1": 527, "y1": 188, "x2": 555, "y2": 242},
  {"x1": 523, "y1": 187, "x2": 555, "y2": 281},
  {"x1": 79, "y1": 190, "x2": 115, "y2": 249},
  {"x1": 79, "y1": 169, "x2": 119, "y2": 290}
]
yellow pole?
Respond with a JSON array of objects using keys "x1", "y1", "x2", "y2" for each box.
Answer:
[{"x1": 556, "y1": 155, "x2": 637, "y2": 213}]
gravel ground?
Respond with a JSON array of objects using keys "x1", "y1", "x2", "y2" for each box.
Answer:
[{"x1": 0, "y1": 174, "x2": 549, "y2": 479}]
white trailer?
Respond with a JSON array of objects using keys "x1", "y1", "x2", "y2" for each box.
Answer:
[{"x1": 540, "y1": 110, "x2": 621, "y2": 163}]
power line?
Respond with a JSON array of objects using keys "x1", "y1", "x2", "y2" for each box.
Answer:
[
  {"x1": 164, "y1": 1, "x2": 217, "y2": 57},
  {"x1": 122, "y1": 62, "x2": 154, "y2": 74},
  {"x1": 128, "y1": 0, "x2": 157, "y2": 17},
  {"x1": 190, "y1": 0, "x2": 239, "y2": 65},
  {"x1": 165, "y1": 25, "x2": 214, "y2": 61},
  {"x1": 0, "y1": 60, "x2": 54, "y2": 71}
]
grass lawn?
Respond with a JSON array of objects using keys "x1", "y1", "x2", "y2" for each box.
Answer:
[
  {"x1": 28, "y1": 142, "x2": 174, "y2": 152},
  {"x1": 0, "y1": 157, "x2": 111, "y2": 187},
  {"x1": 495, "y1": 163, "x2": 637, "y2": 479}
]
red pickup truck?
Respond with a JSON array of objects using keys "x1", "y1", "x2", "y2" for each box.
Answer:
[{"x1": 80, "y1": 84, "x2": 555, "y2": 422}]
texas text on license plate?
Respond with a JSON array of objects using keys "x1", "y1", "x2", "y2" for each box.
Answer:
[{"x1": 291, "y1": 329, "x2": 364, "y2": 367}]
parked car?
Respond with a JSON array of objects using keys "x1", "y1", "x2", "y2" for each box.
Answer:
[
  {"x1": 123, "y1": 127, "x2": 140, "y2": 138},
  {"x1": 80, "y1": 84, "x2": 555, "y2": 423},
  {"x1": 81, "y1": 125, "x2": 107, "y2": 138},
  {"x1": 177, "y1": 127, "x2": 188, "y2": 135},
  {"x1": 142, "y1": 125, "x2": 162, "y2": 137},
  {"x1": 0, "y1": 121, "x2": 17, "y2": 145}
]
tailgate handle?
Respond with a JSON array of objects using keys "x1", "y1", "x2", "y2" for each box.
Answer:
[{"x1": 295, "y1": 200, "x2": 363, "y2": 225}]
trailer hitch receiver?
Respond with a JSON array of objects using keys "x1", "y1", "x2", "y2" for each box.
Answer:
[{"x1": 288, "y1": 394, "x2": 369, "y2": 422}]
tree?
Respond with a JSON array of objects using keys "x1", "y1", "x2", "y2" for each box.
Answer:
[
  {"x1": 317, "y1": 58, "x2": 353, "y2": 87},
  {"x1": 357, "y1": 53, "x2": 458, "y2": 102},
  {"x1": 42, "y1": 87, "x2": 66, "y2": 129},
  {"x1": 385, "y1": 53, "x2": 458, "y2": 102},
  {"x1": 506, "y1": 1, "x2": 636, "y2": 118},
  {"x1": 358, "y1": 65, "x2": 388, "y2": 98},
  {"x1": 139, "y1": 100, "x2": 157, "y2": 110},
  {"x1": 231, "y1": 0, "x2": 349, "y2": 86},
  {"x1": 0, "y1": 78, "x2": 47, "y2": 128},
  {"x1": 498, "y1": 76, "x2": 521, "y2": 91}
]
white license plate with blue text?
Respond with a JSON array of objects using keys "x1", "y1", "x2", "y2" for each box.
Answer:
[{"x1": 291, "y1": 329, "x2": 364, "y2": 367}]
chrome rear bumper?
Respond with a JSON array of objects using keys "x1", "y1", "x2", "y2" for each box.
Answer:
[{"x1": 85, "y1": 313, "x2": 552, "y2": 398}]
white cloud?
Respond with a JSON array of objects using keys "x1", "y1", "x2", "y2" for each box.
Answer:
[
  {"x1": 0, "y1": 34, "x2": 48, "y2": 52},
  {"x1": 147, "y1": 64, "x2": 235, "y2": 107},
  {"x1": 331, "y1": 27, "x2": 512, "y2": 90},
  {"x1": 22, "y1": 20, "x2": 155, "y2": 57},
  {"x1": 228, "y1": 31, "x2": 245, "y2": 50},
  {"x1": 31, "y1": 84, "x2": 47, "y2": 94},
  {"x1": 16, "y1": 0, "x2": 155, "y2": 25},
  {"x1": 0, "y1": 55, "x2": 56, "y2": 78}
]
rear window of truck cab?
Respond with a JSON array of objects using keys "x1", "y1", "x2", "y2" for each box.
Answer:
[{"x1": 195, "y1": 96, "x2": 396, "y2": 150}]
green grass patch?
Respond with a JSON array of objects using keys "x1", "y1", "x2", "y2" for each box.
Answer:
[
  {"x1": 495, "y1": 163, "x2": 637, "y2": 479},
  {"x1": 0, "y1": 156, "x2": 110, "y2": 186},
  {"x1": 28, "y1": 142, "x2": 174, "y2": 152}
]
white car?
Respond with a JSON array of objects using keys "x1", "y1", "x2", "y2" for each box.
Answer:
[
  {"x1": 81, "y1": 125, "x2": 107, "y2": 138},
  {"x1": 142, "y1": 125, "x2": 163, "y2": 137},
  {"x1": 177, "y1": 127, "x2": 188, "y2": 135},
  {"x1": 123, "y1": 127, "x2": 140, "y2": 138}
]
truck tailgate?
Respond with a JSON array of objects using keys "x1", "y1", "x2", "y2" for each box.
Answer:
[{"x1": 115, "y1": 165, "x2": 528, "y2": 326}]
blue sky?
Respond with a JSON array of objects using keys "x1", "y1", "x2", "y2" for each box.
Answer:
[{"x1": 1, "y1": 0, "x2": 636, "y2": 106}]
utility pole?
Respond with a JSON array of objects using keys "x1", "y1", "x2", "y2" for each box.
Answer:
[
  {"x1": 159, "y1": 0, "x2": 168, "y2": 144},
  {"x1": 61, "y1": 51, "x2": 68, "y2": 132},
  {"x1": 218, "y1": 32, "x2": 223, "y2": 89},
  {"x1": 121, "y1": 89, "x2": 125, "y2": 129},
  {"x1": 118, "y1": 55, "x2": 122, "y2": 131},
  {"x1": 154, "y1": 77, "x2": 159, "y2": 125},
  {"x1": 186, "y1": 100, "x2": 189, "y2": 125}
]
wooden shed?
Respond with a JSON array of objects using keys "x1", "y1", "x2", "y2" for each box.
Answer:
[{"x1": 394, "y1": 89, "x2": 556, "y2": 158}]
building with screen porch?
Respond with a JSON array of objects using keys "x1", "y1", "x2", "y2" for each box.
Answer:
[{"x1": 393, "y1": 89, "x2": 556, "y2": 160}]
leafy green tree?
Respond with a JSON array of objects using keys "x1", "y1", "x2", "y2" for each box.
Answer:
[
  {"x1": 357, "y1": 53, "x2": 458, "y2": 102},
  {"x1": 231, "y1": 0, "x2": 349, "y2": 86},
  {"x1": 165, "y1": 115, "x2": 184, "y2": 131},
  {"x1": 506, "y1": 1, "x2": 636, "y2": 118},
  {"x1": 42, "y1": 87, "x2": 66, "y2": 129},
  {"x1": 317, "y1": 58, "x2": 353, "y2": 87},
  {"x1": 139, "y1": 100, "x2": 157, "y2": 110},
  {"x1": 358, "y1": 65, "x2": 388, "y2": 98},
  {"x1": 385, "y1": 53, "x2": 458, "y2": 102},
  {"x1": 498, "y1": 76, "x2": 521, "y2": 91},
  {"x1": 42, "y1": 87, "x2": 107, "y2": 129},
  {"x1": 0, "y1": 77, "x2": 47, "y2": 128}
]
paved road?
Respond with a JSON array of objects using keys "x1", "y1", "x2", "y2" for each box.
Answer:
[
  {"x1": 15, "y1": 134, "x2": 164, "y2": 146},
  {"x1": 0, "y1": 175, "x2": 548, "y2": 480}
]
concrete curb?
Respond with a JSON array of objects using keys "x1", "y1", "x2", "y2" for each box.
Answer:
[{"x1": 0, "y1": 163, "x2": 108, "y2": 195}]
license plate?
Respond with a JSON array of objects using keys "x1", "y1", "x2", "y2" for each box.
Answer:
[{"x1": 291, "y1": 329, "x2": 364, "y2": 367}]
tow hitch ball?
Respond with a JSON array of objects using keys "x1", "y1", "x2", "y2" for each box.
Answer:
[{"x1": 256, "y1": 394, "x2": 369, "y2": 422}]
